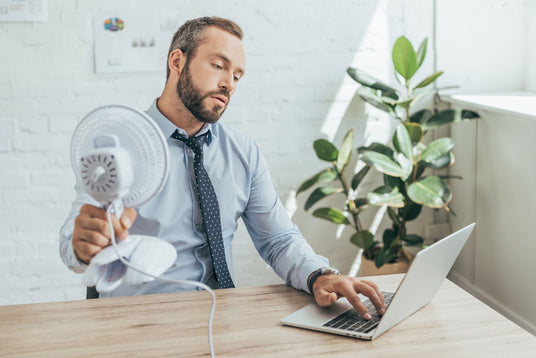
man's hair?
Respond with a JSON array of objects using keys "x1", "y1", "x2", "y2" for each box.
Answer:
[{"x1": 166, "y1": 16, "x2": 243, "y2": 79}]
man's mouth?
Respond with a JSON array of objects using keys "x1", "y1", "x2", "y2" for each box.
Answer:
[{"x1": 211, "y1": 95, "x2": 228, "y2": 107}]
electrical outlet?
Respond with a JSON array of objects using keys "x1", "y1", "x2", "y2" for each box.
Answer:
[{"x1": 425, "y1": 223, "x2": 451, "y2": 243}]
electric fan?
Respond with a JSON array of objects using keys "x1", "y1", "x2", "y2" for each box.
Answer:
[
  {"x1": 71, "y1": 104, "x2": 217, "y2": 357},
  {"x1": 70, "y1": 104, "x2": 176, "y2": 293}
]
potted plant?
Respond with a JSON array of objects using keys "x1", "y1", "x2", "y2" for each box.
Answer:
[
  {"x1": 297, "y1": 35, "x2": 479, "y2": 275},
  {"x1": 296, "y1": 128, "x2": 406, "y2": 274}
]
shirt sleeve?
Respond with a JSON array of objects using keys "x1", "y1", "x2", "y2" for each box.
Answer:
[
  {"x1": 59, "y1": 181, "x2": 100, "y2": 274},
  {"x1": 241, "y1": 142, "x2": 329, "y2": 293}
]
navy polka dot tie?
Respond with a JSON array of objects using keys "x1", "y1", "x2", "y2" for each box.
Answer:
[{"x1": 171, "y1": 130, "x2": 235, "y2": 289}]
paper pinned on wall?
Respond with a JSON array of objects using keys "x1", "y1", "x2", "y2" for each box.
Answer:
[
  {"x1": 94, "y1": 9, "x2": 182, "y2": 74},
  {"x1": 0, "y1": 0, "x2": 48, "y2": 22}
]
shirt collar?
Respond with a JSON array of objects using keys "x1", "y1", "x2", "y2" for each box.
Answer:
[{"x1": 145, "y1": 98, "x2": 214, "y2": 145}]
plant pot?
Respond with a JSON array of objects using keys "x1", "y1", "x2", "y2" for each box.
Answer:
[{"x1": 359, "y1": 251, "x2": 413, "y2": 277}]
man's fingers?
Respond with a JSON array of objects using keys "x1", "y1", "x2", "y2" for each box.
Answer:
[
  {"x1": 72, "y1": 205, "x2": 137, "y2": 265},
  {"x1": 312, "y1": 275, "x2": 386, "y2": 320},
  {"x1": 81, "y1": 217, "x2": 111, "y2": 239},
  {"x1": 78, "y1": 228, "x2": 110, "y2": 248},
  {"x1": 121, "y1": 208, "x2": 136, "y2": 229},
  {"x1": 74, "y1": 240, "x2": 104, "y2": 264},
  {"x1": 315, "y1": 291, "x2": 338, "y2": 307},
  {"x1": 79, "y1": 204, "x2": 134, "y2": 240},
  {"x1": 80, "y1": 204, "x2": 106, "y2": 219},
  {"x1": 337, "y1": 281, "x2": 374, "y2": 320},
  {"x1": 354, "y1": 280, "x2": 386, "y2": 315}
]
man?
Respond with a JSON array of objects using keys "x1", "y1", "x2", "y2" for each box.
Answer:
[{"x1": 60, "y1": 17, "x2": 385, "y2": 320}]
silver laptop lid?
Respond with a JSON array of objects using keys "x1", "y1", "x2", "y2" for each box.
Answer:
[{"x1": 372, "y1": 223, "x2": 475, "y2": 339}]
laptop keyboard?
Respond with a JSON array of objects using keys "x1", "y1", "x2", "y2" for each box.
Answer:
[{"x1": 322, "y1": 291, "x2": 394, "y2": 333}]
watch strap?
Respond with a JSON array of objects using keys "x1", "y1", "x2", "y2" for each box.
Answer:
[{"x1": 307, "y1": 267, "x2": 341, "y2": 293}]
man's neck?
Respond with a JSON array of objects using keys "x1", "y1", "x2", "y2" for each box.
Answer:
[{"x1": 157, "y1": 90, "x2": 205, "y2": 138}]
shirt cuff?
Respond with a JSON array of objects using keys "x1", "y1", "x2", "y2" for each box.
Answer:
[
  {"x1": 67, "y1": 240, "x2": 88, "y2": 273},
  {"x1": 299, "y1": 255, "x2": 330, "y2": 294}
]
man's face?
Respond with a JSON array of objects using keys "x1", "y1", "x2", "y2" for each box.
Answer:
[{"x1": 176, "y1": 27, "x2": 246, "y2": 124}]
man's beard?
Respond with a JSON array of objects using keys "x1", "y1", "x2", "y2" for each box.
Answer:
[{"x1": 176, "y1": 63, "x2": 229, "y2": 124}]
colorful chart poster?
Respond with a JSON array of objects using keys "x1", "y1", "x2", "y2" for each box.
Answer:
[{"x1": 94, "y1": 8, "x2": 182, "y2": 73}]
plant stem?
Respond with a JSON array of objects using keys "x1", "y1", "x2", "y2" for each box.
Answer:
[
  {"x1": 412, "y1": 153, "x2": 421, "y2": 183},
  {"x1": 405, "y1": 79, "x2": 411, "y2": 123},
  {"x1": 334, "y1": 163, "x2": 362, "y2": 232}
]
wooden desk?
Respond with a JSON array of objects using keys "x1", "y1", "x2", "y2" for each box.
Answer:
[{"x1": 1, "y1": 274, "x2": 535, "y2": 357}]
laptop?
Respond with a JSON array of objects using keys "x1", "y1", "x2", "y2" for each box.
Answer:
[{"x1": 281, "y1": 223, "x2": 475, "y2": 340}]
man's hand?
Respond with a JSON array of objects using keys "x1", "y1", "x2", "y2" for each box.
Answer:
[
  {"x1": 72, "y1": 204, "x2": 137, "y2": 264},
  {"x1": 312, "y1": 274, "x2": 385, "y2": 320}
]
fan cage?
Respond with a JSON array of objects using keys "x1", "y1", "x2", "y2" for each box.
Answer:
[{"x1": 71, "y1": 105, "x2": 169, "y2": 208}]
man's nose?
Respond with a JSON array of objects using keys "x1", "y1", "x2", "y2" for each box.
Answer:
[{"x1": 219, "y1": 73, "x2": 236, "y2": 94}]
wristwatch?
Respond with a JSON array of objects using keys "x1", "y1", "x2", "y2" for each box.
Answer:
[{"x1": 307, "y1": 267, "x2": 341, "y2": 293}]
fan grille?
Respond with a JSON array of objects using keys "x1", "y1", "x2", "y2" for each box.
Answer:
[{"x1": 71, "y1": 105, "x2": 169, "y2": 208}]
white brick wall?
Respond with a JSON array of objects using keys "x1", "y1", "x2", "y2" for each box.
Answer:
[{"x1": 1, "y1": 0, "x2": 529, "y2": 305}]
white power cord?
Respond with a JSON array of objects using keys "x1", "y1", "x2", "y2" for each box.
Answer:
[{"x1": 105, "y1": 205, "x2": 217, "y2": 358}]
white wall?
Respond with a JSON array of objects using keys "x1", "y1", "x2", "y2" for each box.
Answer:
[
  {"x1": 526, "y1": 0, "x2": 536, "y2": 91},
  {"x1": 448, "y1": 98, "x2": 536, "y2": 335},
  {"x1": 1, "y1": 0, "x2": 532, "y2": 306},
  {"x1": 437, "y1": 0, "x2": 536, "y2": 335},
  {"x1": 436, "y1": 0, "x2": 529, "y2": 92}
]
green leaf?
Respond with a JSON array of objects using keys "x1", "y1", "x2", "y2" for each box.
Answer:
[
  {"x1": 382, "y1": 228, "x2": 397, "y2": 248},
  {"x1": 392, "y1": 36, "x2": 418, "y2": 80},
  {"x1": 296, "y1": 168, "x2": 338, "y2": 195},
  {"x1": 438, "y1": 174, "x2": 463, "y2": 180},
  {"x1": 313, "y1": 139, "x2": 338, "y2": 162},
  {"x1": 397, "y1": 89, "x2": 435, "y2": 111},
  {"x1": 375, "y1": 247, "x2": 397, "y2": 268},
  {"x1": 350, "y1": 231, "x2": 375, "y2": 250},
  {"x1": 346, "y1": 67, "x2": 399, "y2": 100},
  {"x1": 404, "y1": 123, "x2": 424, "y2": 144},
  {"x1": 384, "y1": 175, "x2": 405, "y2": 193},
  {"x1": 402, "y1": 234, "x2": 424, "y2": 246},
  {"x1": 312, "y1": 207, "x2": 350, "y2": 225},
  {"x1": 360, "y1": 151, "x2": 408, "y2": 178},
  {"x1": 414, "y1": 71, "x2": 444, "y2": 89},
  {"x1": 393, "y1": 125, "x2": 413, "y2": 161},
  {"x1": 409, "y1": 109, "x2": 432, "y2": 125},
  {"x1": 394, "y1": 69, "x2": 405, "y2": 86},
  {"x1": 413, "y1": 142, "x2": 426, "y2": 159},
  {"x1": 398, "y1": 200, "x2": 422, "y2": 221},
  {"x1": 387, "y1": 206, "x2": 402, "y2": 227},
  {"x1": 351, "y1": 166, "x2": 370, "y2": 190},
  {"x1": 423, "y1": 109, "x2": 480, "y2": 130},
  {"x1": 407, "y1": 176, "x2": 452, "y2": 208},
  {"x1": 367, "y1": 186, "x2": 405, "y2": 207},
  {"x1": 421, "y1": 151, "x2": 455, "y2": 170},
  {"x1": 336, "y1": 129, "x2": 354, "y2": 172},
  {"x1": 354, "y1": 198, "x2": 369, "y2": 209},
  {"x1": 394, "y1": 98, "x2": 415, "y2": 110},
  {"x1": 397, "y1": 153, "x2": 413, "y2": 180},
  {"x1": 358, "y1": 142, "x2": 394, "y2": 159},
  {"x1": 393, "y1": 89, "x2": 434, "y2": 112},
  {"x1": 414, "y1": 164, "x2": 426, "y2": 180},
  {"x1": 416, "y1": 37, "x2": 428, "y2": 69},
  {"x1": 420, "y1": 138, "x2": 455, "y2": 164},
  {"x1": 356, "y1": 86, "x2": 396, "y2": 114},
  {"x1": 304, "y1": 187, "x2": 342, "y2": 211}
]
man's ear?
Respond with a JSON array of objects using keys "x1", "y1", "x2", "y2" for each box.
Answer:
[{"x1": 168, "y1": 49, "x2": 186, "y2": 75}]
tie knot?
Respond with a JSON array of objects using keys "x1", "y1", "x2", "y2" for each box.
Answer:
[{"x1": 171, "y1": 130, "x2": 206, "y2": 154}]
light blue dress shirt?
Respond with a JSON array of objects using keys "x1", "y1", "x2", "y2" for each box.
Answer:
[{"x1": 59, "y1": 99, "x2": 329, "y2": 298}]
